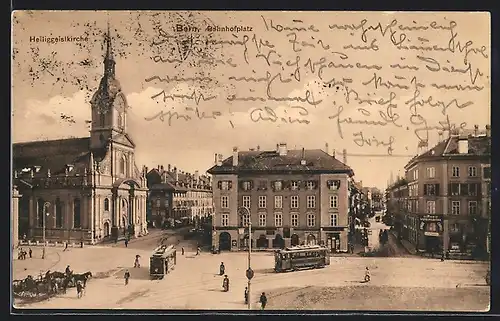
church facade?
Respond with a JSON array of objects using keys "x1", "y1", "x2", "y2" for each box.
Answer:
[{"x1": 12, "y1": 31, "x2": 148, "y2": 244}]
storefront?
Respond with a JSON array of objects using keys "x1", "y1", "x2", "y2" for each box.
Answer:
[{"x1": 418, "y1": 214, "x2": 443, "y2": 254}]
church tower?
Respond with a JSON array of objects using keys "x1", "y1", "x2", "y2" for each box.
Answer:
[{"x1": 90, "y1": 23, "x2": 129, "y2": 150}]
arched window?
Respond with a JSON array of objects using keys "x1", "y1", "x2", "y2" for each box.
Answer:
[
  {"x1": 37, "y1": 199, "x2": 45, "y2": 228},
  {"x1": 99, "y1": 113, "x2": 105, "y2": 127},
  {"x1": 120, "y1": 155, "x2": 126, "y2": 175},
  {"x1": 118, "y1": 112, "x2": 124, "y2": 130},
  {"x1": 55, "y1": 198, "x2": 63, "y2": 228},
  {"x1": 104, "y1": 198, "x2": 110, "y2": 211},
  {"x1": 73, "y1": 198, "x2": 81, "y2": 228}
]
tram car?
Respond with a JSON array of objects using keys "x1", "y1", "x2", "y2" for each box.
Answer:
[
  {"x1": 274, "y1": 245, "x2": 330, "y2": 272},
  {"x1": 149, "y1": 244, "x2": 177, "y2": 280}
]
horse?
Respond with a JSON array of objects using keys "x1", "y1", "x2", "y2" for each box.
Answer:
[
  {"x1": 73, "y1": 272, "x2": 92, "y2": 287},
  {"x1": 50, "y1": 271, "x2": 66, "y2": 279}
]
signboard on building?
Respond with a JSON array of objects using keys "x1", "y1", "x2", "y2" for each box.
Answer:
[{"x1": 419, "y1": 215, "x2": 443, "y2": 236}]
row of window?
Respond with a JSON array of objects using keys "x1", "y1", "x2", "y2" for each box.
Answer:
[
  {"x1": 415, "y1": 165, "x2": 491, "y2": 180},
  {"x1": 220, "y1": 213, "x2": 339, "y2": 227},
  {"x1": 219, "y1": 180, "x2": 342, "y2": 191},
  {"x1": 409, "y1": 183, "x2": 481, "y2": 197},
  {"x1": 154, "y1": 198, "x2": 213, "y2": 208},
  {"x1": 402, "y1": 200, "x2": 479, "y2": 216},
  {"x1": 221, "y1": 195, "x2": 339, "y2": 209}
]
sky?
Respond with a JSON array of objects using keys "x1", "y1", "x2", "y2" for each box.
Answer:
[{"x1": 12, "y1": 11, "x2": 491, "y2": 190}]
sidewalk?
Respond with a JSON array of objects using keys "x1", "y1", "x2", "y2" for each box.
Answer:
[{"x1": 389, "y1": 231, "x2": 418, "y2": 255}]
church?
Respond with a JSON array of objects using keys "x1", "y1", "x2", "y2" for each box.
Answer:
[{"x1": 12, "y1": 30, "x2": 148, "y2": 244}]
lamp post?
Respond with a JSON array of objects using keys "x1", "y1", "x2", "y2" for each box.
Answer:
[
  {"x1": 42, "y1": 202, "x2": 50, "y2": 259},
  {"x1": 238, "y1": 206, "x2": 253, "y2": 310}
]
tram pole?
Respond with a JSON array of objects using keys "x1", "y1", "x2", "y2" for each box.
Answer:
[{"x1": 247, "y1": 221, "x2": 252, "y2": 310}]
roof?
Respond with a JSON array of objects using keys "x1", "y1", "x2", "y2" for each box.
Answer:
[
  {"x1": 13, "y1": 137, "x2": 93, "y2": 176},
  {"x1": 146, "y1": 167, "x2": 212, "y2": 192},
  {"x1": 405, "y1": 135, "x2": 491, "y2": 169},
  {"x1": 207, "y1": 149, "x2": 353, "y2": 175}
]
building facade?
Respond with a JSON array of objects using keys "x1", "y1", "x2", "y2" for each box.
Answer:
[
  {"x1": 393, "y1": 126, "x2": 490, "y2": 258},
  {"x1": 146, "y1": 165, "x2": 213, "y2": 228},
  {"x1": 207, "y1": 143, "x2": 354, "y2": 253},
  {"x1": 12, "y1": 31, "x2": 148, "y2": 244}
]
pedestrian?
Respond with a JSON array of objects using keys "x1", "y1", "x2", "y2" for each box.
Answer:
[
  {"x1": 441, "y1": 252, "x2": 445, "y2": 262},
  {"x1": 125, "y1": 239, "x2": 129, "y2": 248},
  {"x1": 124, "y1": 269, "x2": 130, "y2": 285},
  {"x1": 259, "y1": 292, "x2": 267, "y2": 310},
  {"x1": 222, "y1": 275, "x2": 229, "y2": 292},
  {"x1": 65, "y1": 265, "x2": 72, "y2": 277},
  {"x1": 196, "y1": 246, "x2": 200, "y2": 255},
  {"x1": 134, "y1": 255, "x2": 141, "y2": 268},
  {"x1": 181, "y1": 247, "x2": 185, "y2": 255},
  {"x1": 244, "y1": 286, "x2": 248, "y2": 304},
  {"x1": 219, "y1": 262, "x2": 225, "y2": 276},
  {"x1": 364, "y1": 267, "x2": 370, "y2": 282},
  {"x1": 64, "y1": 242, "x2": 68, "y2": 251},
  {"x1": 29, "y1": 248, "x2": 32, "y2": 258},
  {"x1": 76, "y1": 281, "x2": 83, "y2": 298}
]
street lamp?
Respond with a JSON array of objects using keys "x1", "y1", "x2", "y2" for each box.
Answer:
[
  {"x1": 42, "y1": 202, "x2": 50, "y2": 259},
  {"x1": 238, "y1": 206, "x2": 253, "y2": 310}
]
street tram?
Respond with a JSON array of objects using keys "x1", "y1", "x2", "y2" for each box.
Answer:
[
  {"x1": 274, "y1": 245, "x2": 330, "y2": 272},
  {"x1": 149, "y1": 244, "x2": 177, "y2": 280}
]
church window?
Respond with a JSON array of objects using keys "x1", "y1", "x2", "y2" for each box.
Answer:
[
  {"x1": 56, "y1": 198, "x2": 63, "y2": 228},
  {"x1": 118, "y1": 112, "x2": 124, "y2": 130},
  {"x1": 104, "y1": 198, "x2": 110, "y2": 211},
  {"x1": 99, "y1": 113, "x2": 105, "y2": 127},
  {"x1": 120, "y1": 155, "x2": 127, "y2": 175},
  {"x1": 73, "y1": 198, "x2": 81, "y2": 228},
  {"x1": 37, "y1": 198, "x2": 45, "y2": 228}
]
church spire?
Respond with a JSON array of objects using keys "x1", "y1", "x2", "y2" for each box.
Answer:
[{"x1": 104, "y1": 21, "x2": 115, "y2": 77}]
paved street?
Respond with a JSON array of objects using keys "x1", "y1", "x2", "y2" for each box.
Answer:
[{"x1": 14, "y1": 246, "x2": 490, "y2": 311}]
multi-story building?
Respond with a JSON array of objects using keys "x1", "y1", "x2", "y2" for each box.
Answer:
[
  {"x1": 386, "y1": 177, "x2": 409, "y2": 240},
  {"x1": 400, "y1": 126, "x2": 491, "y2": 257},
  {"x1": 207, "y1": 143, "x2": 354, "y2": 253},
  {"x1": 146, "y1": 165, "x2": 213, "y2": 228},
  {"x1": 12, "y1": 32, "x2": 148, "y2": 244}
]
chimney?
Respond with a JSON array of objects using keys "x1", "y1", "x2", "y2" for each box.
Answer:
[
  {"x1": 276, "y1": 143, "x2": 279, "y2": 152},
  {"x1": 486, "y1": 125, "x2": 491, "y2": 137},
  {"x1": 232, "y1": 147, "x2": 239, "y2": 166},
  {"x1": 325, "y1": 143, "x2": 329, "y2": 156},
  {"x1": 278, "y1": 143, "x2": 287, "y2": 156},
  {"x1": 157, "y1": 165, "x2": 160, "y2": 170},
  {"x1": 458, "y1": 135, "x2": 469, "y2": 154},
  {"x1": 300, "y1": 148, "x2": 307, "y2": 165},
  {"x1": 257, "y1": 145, "x2": 260, "y2": 151},
  {"x1": 333, "y1": 149, "x2": 336, "y2": 158},
  {"x1": 342, "y1": 149, "x2": 347, "y2": 164},
  {"x1": 160, "y1": 165, "x2": 164, "y2": 172},
  {"x1": 174, "y1": 167, "x2": 179, "y2": 182},
  {"x1": 474, "y1": 125, "x2": 479, "y2": 136},
  {"x1": 217, "y1": 154, "x2": 223, "y2": 166},
  {"x1": 214, "y1": 153, "x2": 218, "y2": 166},
  {"x1": 167, "y1": 164, "x2": 171, "y2": 172}
]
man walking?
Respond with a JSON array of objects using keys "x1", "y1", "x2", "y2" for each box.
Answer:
[
  {"x1": 76, "y1": 281, "x2": 83, "y2": 299},
  {"x1": 181, "y1": 247, "x2": 185, "y2": 255},
  {"x1": 124, "y1": 238, "x2": 129, "y2": 248},
  {"x1": 259, "y1": 292, "x2": 267, "y2": 310},
  {"x1": 28, "y1": 248, "x2": 32, "y2": 258},
  {"x1": 124, "y1": 269, "x2": 130, "y2": 285}
]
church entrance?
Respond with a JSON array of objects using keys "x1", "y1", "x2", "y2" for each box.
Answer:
[{"x1": 104, "y1": 222, "x2": 110, "y2": 238}]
